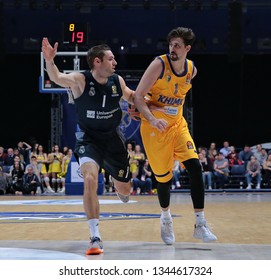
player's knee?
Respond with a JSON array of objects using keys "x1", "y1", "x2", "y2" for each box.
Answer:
[
  {"x1": 183, "y1": 158, "x2": 201, "y2": 174},
  {"x1": 84, "y1": 173, "x2": 98, "y2": 191}
]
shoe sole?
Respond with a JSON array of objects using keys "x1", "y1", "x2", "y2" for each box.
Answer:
[
  {"x1": 86, "y1": 248, "x2": 104, "y2": 255},
  {"x1": 193, "y1": 233, "x2": 217, "y2": 243},
  {"x1": 162, "y1": 239, "x2": 175, "y2": 245}
]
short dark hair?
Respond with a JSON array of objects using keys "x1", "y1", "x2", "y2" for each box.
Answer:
[
  {"x1": 87, "y1": 44, "x2": 111, "y2": 69},
  {"x1": 167, "y1": 27, "x2": 196, "y2": 46}
]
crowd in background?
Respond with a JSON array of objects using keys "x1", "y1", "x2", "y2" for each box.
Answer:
[
  {"x1": 0, "y1": 141, "x2": 73, "y2": 195},
  {"x1": 124, "y1": 140, "x2": 271, "y2": 194},
  {"x1": 1, "y1": 140, "x2": 271, "y2": 196}
]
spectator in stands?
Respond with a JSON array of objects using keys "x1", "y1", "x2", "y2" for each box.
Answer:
[
  {"x1": 0, "y1": 146, "x2": 7, "y2": 167},
  {"x1": 227, "y1": 145, "x2": 238, "y2": 160},
  {"x1": 130, "y1": 144, "x2": 145, "y2": 179},
  {"x1": 262, "y1": 154, "x2": 271, "y2": 187},
  {"x1": 62, "y1": 146, "x2": 69, "y2": 156},
  {"x1": 131, "y1": 159, "x2": 153, "y2": 195},
  {"x1": 207, "y1": 142, "x2": 218, "y2": 165},
  {"x1": 198, "y1": 152, "x2": 213, "y2": 190},
  {"x1": 17, "y1": 141, "x2": 32, "y2": 165},
  {"x1": 9, "y1": 155, "x2": 25, "y2": 174},
  {"x1": 172, "y1": 160, "x2": 182, "y2": 189},
  {"x1": 0, "y1": 166, "x2": 8, "y2": 195},
  {"x1": 3, "y1": 148, "x2": 15, "y2": 173},
  {"x1": 238, "y1": 144, "x2": 254, "y2": 168},
  {"x1": 213, "y1": 152, "x2": 230, "y2": 189},
  {"x1": 245, "y1": 156, "x2": 261, "y2": 190},
  {"x1": 228, "y1": 153, "x2": 243, "y2": 168},
  {"x1": 30, "y1": 143, "x2": 39, "y2": 159},
  {"x1": 7, "y1": 161, "x2": 25, "y2": 194},
  {"x1": 25, "y1": 155, "x2": 43, "y2": 194},
  {"x1": 13, "y1": 148, "x2": 25, "y2": 166},
  {"x1": 19, "y1": 165, "x2": 41, "y2": 195},
  {"x1": 197, "y1": 146, "x2": 207, "y2": 154},
  {"x1": 36, "y1": 144, "x2": 51, "y2": 193},
  {"x1": 253, "y1": 144, "x2": 267, "y2": 167},
  {"x1": 127, "y1": 142, "x2": 136, "y2": 179},
  {"x1": 47, "y1": 144, "x2": 63, "y2": 192},
  {"x1": 219, "y1": 141, "x2": 231, "y2": 157},
  {"x1": 58, "y1": 148, "x2": 73, "y2": 193}
]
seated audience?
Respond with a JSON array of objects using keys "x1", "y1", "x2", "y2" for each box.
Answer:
[
  {"x1": 0, "y1": 166, "x2": 8, "y2": 195},
  {"x1": 0, "y1": 146, "x2": 7, "y2": 167},
  {"x1": 172, "y1": 160, "x2": 182, "y2": 189},
  {"x1": 15, "y1": 165, "x2": 41, "y2": 195},
  {"x1": 213, "y1": 152, "x2": 230, "y2": 189},
  {"x1": 3, "y1": 148, "x2": 15, "y2": 173},
  {"x1": 131, "y1": 159, "x2": 153, "y2": 195},
  {"x1": 219, "y1": 141, "x2": 231, "y2": 157},
  {"x1": 7, "y1": 161, "x2": 25, "y2": 194},
  {"x1": 245, "y1": 156, "x2": 261, "y2": 189},
  {"x1": 262, "y1": 154, "x2": 271, "y2": 187},
  {"x1": 198, "y1": 152, "x2": 213, "y2": 190},
  {"x1": 238, "y1": 144, "x2": 254, "y2": 168},
  {"x1": 253, "y1": 144, "x2": 267, "y2": 168},
  {"x1": 228, "y1": 153, "x2": 243, "y2": 168},
  {"x1": 207, "y1": 142, "x2": 218, "y2": 165}
]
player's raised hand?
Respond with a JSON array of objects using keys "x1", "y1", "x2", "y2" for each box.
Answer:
[{"x1": 42, "y1": 37, "x2": 58, "y2": 62}]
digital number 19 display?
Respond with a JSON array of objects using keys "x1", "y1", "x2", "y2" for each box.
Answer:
[{"x1": 63, "y1": 23, "x2": 88, "y2": 45}]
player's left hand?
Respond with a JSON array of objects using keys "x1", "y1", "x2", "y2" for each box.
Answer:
[{"x1": 128, "y1": 104, "x2": 141, "y2": 121}]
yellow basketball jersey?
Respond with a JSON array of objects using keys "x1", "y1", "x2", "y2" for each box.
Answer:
[{"x1": 143, "y1": 54, "x2": 194, "y2": 127}]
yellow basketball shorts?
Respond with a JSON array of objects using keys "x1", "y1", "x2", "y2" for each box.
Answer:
[{"x1": 140, "y1": 118, "x2": 198, "y2": 183}]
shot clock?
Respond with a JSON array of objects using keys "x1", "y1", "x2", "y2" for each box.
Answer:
[{"x1": 63, "y1": 22, "x2": 88, "y2": 45}]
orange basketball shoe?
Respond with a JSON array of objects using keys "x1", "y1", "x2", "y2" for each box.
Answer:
[{"x1": 86, "y1": 237, "x2": 104, "y2": 255}]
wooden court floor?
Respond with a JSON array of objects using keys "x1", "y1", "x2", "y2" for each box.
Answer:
[
  {"x1": 0, "y1": 192, "x2": 270, "y2": 244},
  {"x1": 0, "y1": 192, "x2": 270, "y2": 260}
]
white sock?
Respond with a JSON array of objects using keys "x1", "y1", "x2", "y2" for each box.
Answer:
[
  {"x1": 87, "y1": 219, "x2": 101, "y2": 239},
  {"x1": 195, "y1": 211, "x2": 205, "y2": 225},
  {"x1": 161, "y1": 209, "x2": 171, "y2": 219}
]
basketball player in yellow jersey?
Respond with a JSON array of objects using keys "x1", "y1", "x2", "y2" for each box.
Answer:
[{"x1": 134, "y1": 27, "x2": 217, "y2": 244}]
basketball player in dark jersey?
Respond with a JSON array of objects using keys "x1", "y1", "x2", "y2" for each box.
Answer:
[{"x1": 42, "y1": 38, "x2": 134, "y2": 255}]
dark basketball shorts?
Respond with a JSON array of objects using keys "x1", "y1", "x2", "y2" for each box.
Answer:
[{"x1": 74, "y1": 130, "x2": 131, "y2": 183}]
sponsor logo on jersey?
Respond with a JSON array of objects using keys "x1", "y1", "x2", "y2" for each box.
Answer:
[
  {"x1": 157, "y1": 95, "x2": 183, "y2": 106},
  {"x1": 164, "y1": 106, "x2": 178, "y2": 116},
  {"x1": 86, "y1": 110, "x2": 95, "y2": 118}
]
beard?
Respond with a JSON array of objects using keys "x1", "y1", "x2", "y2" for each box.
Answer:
[{"x1": 169, "y1": 52, "x2": 178, "y2": 61}]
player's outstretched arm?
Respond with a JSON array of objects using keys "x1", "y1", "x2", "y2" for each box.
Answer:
[{"x1": 41, "y1": 37, "x2": 81, "y2": 92}]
